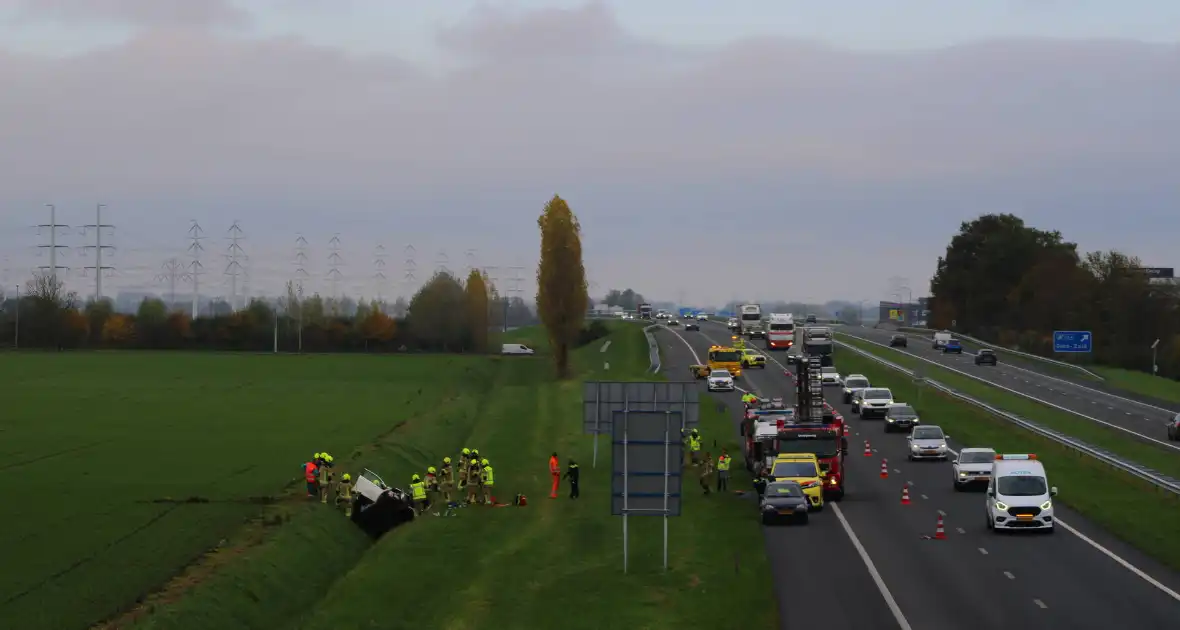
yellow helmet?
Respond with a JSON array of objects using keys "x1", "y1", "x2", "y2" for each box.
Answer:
[
  {"x1": 314, "y1": 452, "x2": 321, "y2": 459},
  {"x1": 481, "y1": 458, "x2": 489, "y2": 466},
  {"x1": 462, "y1": 448, "x2": 470, "y2": 455},
  {"x1": 325, "y1": 454, "x2": 334, "y2": 463},
  {"x1": 411, "y1": 474, "x2": 421, "y2": 482},
  {"x1": 342, "y1": 473, "x2": 351, "y2": 482},
  {"x1": 427, "y1": 466, "x2": 437, "y2": 474},
  {"x1": 443, "y1": 457, "x2": 451, "y2": 464}
]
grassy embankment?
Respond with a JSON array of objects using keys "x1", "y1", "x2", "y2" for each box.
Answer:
[
  {"x1": 127, "y1": 322, "x2": 775, "y2": 630},
  {"x1": 832, "y1": 339, "x2": 1180, "y2": 572}
]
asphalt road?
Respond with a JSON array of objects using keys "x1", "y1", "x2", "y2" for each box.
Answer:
[
  {"x1": 838, "y1": 326, "x2": 1180, "y2": 447},
  {"x1": 653, "y1": 320, "x2": 1180, "y2": 630}
]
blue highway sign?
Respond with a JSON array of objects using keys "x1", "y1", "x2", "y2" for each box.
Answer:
[{"x1": 1053, "y1": 330, "x2": 1092, "y2": 353}]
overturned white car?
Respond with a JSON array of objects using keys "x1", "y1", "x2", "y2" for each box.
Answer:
[{"x1": 351, "y1": 469, "x2": 417, "y2": 538}]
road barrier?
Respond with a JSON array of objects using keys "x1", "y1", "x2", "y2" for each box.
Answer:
[
  {"x1": 834, "y1": 338, "x2": 1180, "y2": 496},
  {"x1": 892, "y1": 325, "x2": 1105, "y2": 381},
  {"x1": 644, "y1": 325, "x2": 662, "y2": 373}
]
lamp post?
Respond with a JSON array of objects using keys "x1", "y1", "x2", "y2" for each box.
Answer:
[
  {"x1": 14, "y1": 283, "x2": 19, "y2": 350},
  {"x1": 1152, "y1": 338, "x2": 1160, "y2": 375}
]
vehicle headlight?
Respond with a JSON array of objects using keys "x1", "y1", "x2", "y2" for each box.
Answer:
[
  {"x1": 910, "y1": 443, "x2": 920, "y2": 451},
  {"x1": 938, "y1": 443, "x2": 947, "y2": 450},
  {"x1": 1040, "y1": 500, "x2": 1052, "y2": 510},
  {"x1": 994, "y1": 501, "x2": 1008, "y2": 511},
  {"x1": 958, "y1": 472, "x2": 967, "y2": 478},
  {"x1": 887, "y1": 417, "x2": 895, "y2": 423},
  {"x1": 761, "y1": 503, "x2": 774, "y2": 511}
]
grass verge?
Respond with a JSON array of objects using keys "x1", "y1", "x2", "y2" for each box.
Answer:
[
  {"x1": 839, "y1": 335, "x2": 1180, "y2": 480},
  {"x1": 130, "y1": 323, "x2": 775, "y2": 630},
  {"x1": 895, "y1": 326, "x2": 1103, "y2": 382},
  {"x1": 1092, "y1": 366, "x2": 1180, "y2": 407},
  {"x1": 833, "y1": 344, "x2": 1180, "y2": 572}
]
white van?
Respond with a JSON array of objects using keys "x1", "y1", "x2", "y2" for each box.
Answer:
[
  {"x1": 932, "y1": 331, "x2": 953, "y2": 349},
  {"x1": 501, "y1": 343, "x2": 535, "y2": 355},
  {"x1": 985, "y1": 454, "x2": 1056, "y2": 533}
]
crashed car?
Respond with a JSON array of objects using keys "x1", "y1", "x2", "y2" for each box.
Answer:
[
  {"x1": 689, "y1": 364, "x2": 711, "y2": 379},
  {"x1": 350, "y1": 469, "x2": 417, "y2": 538}
]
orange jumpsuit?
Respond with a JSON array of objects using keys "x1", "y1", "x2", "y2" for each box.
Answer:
[{"x1": 549, "y1": 454, "x2": 560, "y2": 498}]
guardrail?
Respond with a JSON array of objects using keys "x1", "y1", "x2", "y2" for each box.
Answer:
[
  {"x1": 644, "y1": 325, "x2": 661, "y2": 373},
  {"x1": 834, "y1": 338, "x2": 1180, "y2": 496},
  {"x1": 891, "y1": 326, "x2": 1105, "y2": 381}
]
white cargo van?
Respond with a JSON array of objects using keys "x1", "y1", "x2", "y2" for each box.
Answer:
[
  {"x1": 501, "y1": 343, "x2": 535, "y2": 355},
  {"x1": 985, "y1": 454, "x2": 1056, "y2": 533},
  {"x1": 932, "y1": 331, "x2": 953, "y2": 349}
]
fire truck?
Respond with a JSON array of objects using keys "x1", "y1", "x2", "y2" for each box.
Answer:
[{"x1": 781, "y1": 355, "x2": 849, "y2": 499}]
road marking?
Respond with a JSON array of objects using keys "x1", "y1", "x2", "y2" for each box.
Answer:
[
  {"x1": 1033, "y1": 599, "x2": 1048, "y2": 609},
  {"x1": 832, "y1": 503, "x2": 915, "y2": 630},
  {"x1": 920, "y1": 494, "x2": 929, "y2": 500},
  {"x1": 956, "y1": 527, "x2": 966, "y2": 534},
  {"x1": 978, "y1": 548, "x2": 988, "y2": 555},
  {"x1": 894, "y1": 468, "x2": 901, "y2": 474},
  {"x1": 1003, "y1": 571, "x2": 1015, "y2": 580},
  {"x1": 937, "y1": 509, "x2": 946, "y2": 516},
  {"x1": 600, "y1": 340, "x2": 612, "y2": 352}
]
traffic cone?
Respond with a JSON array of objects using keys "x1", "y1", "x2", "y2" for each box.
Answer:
[
  {"x1": 900, "y1": 485, "x2": 911, "y2": 505},
  {"x1": 934, "y1": 514, "x2": 947, "y2": 539},
  {"x1": 880, "y1": 459, "x2": 888, "y2": 478},
  {"x1": 863, "y1": 441, "x2": 872, "y2": 457}
]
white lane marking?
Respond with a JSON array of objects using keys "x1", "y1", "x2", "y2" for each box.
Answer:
[
  {"x1": 937, "y1": 509, "x2": 947, "y2": 516},
  {"x1": 1033, "y1": 599, "x2": 1048, "y2": 609},
  {"x1": 1003, "y1": 571, "x2": 1015, "y2": 580},
  {"x1": 832, "y1": 503, "x2": 915, "y2": 630},
  {"x1": 920, "y1": 494, "x2": 929, "y2": 500},
  {"x1": 894, "y1": 468, "x2": 902, "y2": 474},
  {"x1": 956, "y1": 527, "x2": 966, "y2": 534},
  {"x1": 600, "y1": 340, "x2": 612, "y2": 352},
  {"x1": 943, "y1": 446, "x2": 1180, "y2": 604},
  {"x1": 979, "y1": 548, "x2": 989, "y2": 555}
]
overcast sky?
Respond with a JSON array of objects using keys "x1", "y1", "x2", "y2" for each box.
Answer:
[{"x1": 1, "y1": 1, "x2": 1177, "y2": 306}]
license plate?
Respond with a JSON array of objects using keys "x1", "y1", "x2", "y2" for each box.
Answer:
[
  {"x1": 777, "y1": 509, "x2": 795, "y2": 515},
  {"x1": 975, "y1": 475, "x2": 990, "y2": 481},
  {"x1": 1017, "y1": 514, "x2": 1033, "y2": 521},
  {"x1": 922, "y1": 450, "x2": 938, "y2": 454}
]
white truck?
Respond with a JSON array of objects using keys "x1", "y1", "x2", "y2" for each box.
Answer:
[
  {"x1": 766, "y1": 313, "x2": 795, "y2": 351},
  {"x1": 739, "y1": 303, "x2": 762, "y2": 335}
]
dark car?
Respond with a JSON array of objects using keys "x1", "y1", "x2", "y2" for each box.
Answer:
[
  {"x1": 746, "y1": 326, "x2": 766, "y2": 339},
  {"x1": 975, "y1": 349, "x2": 997, "y2": 365},
  {"x1": 685, "y1": 322, "x2": 700, "y2": 331},
  {"x1": 889, "y1": 334, "x2": 907, "y2": 348},
  {"x1": 943, "y1": 339, "x2": 963, "y2": 354},
  {"x1": 1168, "y1": 414, "x2": 1180, "y2": 441},
  {"x1": 884, "y1": 404, "x2": 920, "y2": 433},
  {"x1": 759, "y1": 481, "x2": 810, "y2": 525},
  {"x1": 805, "y1": 314, "x2": 818, "y2": 324},
  {"x1": 350, "y1": 469, "x2": 417, "y2": 538}
]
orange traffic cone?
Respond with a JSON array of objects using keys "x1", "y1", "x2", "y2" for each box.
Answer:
[
  {"x1": 934, "y1": 514, "x2": 947, "y2": 539},
  {"x1": 863, "y1": 441, "x2": 872, "y2": 457},
  {"x1": 901, "y1": 485, "x2": 911, "y2": 505},
  {"x1": 880, "y1": 459, "x2": 889, "y2": 478}
]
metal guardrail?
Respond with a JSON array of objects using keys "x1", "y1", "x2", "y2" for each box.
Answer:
[
  {"x1": 892, "y1": 325, "x2": 1105, "y2": 381},
  {"x1": 834, "y1": 338, "x2": 1180, "y2": 496},
  {"x1": 644, "y1": 325, "x2": 661, "y2": 373}
]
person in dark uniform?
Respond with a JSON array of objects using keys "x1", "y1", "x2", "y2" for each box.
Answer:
[{"x1": 563, "y1": 459, "x2": 580, "y2": 499}]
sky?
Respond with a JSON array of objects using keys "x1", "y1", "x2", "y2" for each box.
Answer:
[{"x1": 0, "y1": 0, "x2": 1177, "y2": 306}]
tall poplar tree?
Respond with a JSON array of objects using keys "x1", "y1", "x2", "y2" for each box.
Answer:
[
  {"x1": 536, "y1": 195, "x2": 588, "y2": 378},
  {"x1": 465, "y1": 268, "x2": 490, "y2": 352}
]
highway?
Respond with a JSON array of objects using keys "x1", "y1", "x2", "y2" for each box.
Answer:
[
  {"x1": 837, "y1": 326, "x2": 1180, "y2": 446},
  {"x1": 652, "y1": 319, "x2": 1180, "y2": 630}
]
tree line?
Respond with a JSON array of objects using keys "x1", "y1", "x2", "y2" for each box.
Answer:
[
  {"x1": 0, "y1": 269, "x2": 540, "y2": 353},
  {"x1": 930, "y1": 213, "x2": 1180, "y2": 378}
]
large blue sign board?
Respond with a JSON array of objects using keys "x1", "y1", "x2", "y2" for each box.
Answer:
[{"x1": 1053, "y1": 330, "x2": 1092, "y2": 353}]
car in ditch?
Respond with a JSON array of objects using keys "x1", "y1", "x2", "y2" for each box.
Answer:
[{"x1": 350, "y1": 469, "x2": 417, "y2": 538}]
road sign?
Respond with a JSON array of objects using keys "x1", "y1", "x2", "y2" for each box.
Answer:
[
  {"x1": 1053, "y1": 330, "x2": 1092, "y2": 353},
  {"x1": 611, "y1": 409, "x2": 682, "y2": 573},
  {"x1": 1141, "y1": 267, "x2": 1174, "y2": 279},
  {"x1": 583, "y1": 381, "x2": 698, "y2": 468}
]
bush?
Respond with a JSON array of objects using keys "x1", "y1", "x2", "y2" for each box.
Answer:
[{"x1": 575, "y1": 320, "x2": 610, "y2": 347}]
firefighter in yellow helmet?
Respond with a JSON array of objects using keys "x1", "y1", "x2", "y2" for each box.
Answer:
[
  {"x1": 425, "y1": 466, "x2": 440, "y2": 504},
  {"x1": 335, "y1": 473, "x2": 354, "y2": 517},
  {"x1": 480, "y1": 458, "x2": 494, "y2": 505},
  {"x1": 466, "y1": 456, "x2": 482, "y2": 505},
  {"x1": 317, "y1": 453, "x2": 335, "y2": 504},
  {"x1": 440, "y1": 457, "x2": 455, "y2": 503},
  {"x1": 458, "y1": 448, "x2": 471, "y2": 494},
  {"x1": 409, "y1": 473, "x2": 428, "y2": 514}
]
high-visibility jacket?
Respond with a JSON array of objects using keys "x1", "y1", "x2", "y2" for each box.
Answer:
[
  {"x1": 304, "y1": 462, "x2": 318, "y2": 483},
  {"x1": 549, "y1": 455, "x2": 559, "y2": 475},
  {"x1": 410, "y1": 481, "x2": 426, "y2": 500},
  {"x1": 717, "y1": 455, "x2": 730, "y2": 471},
  {"x1": 317, "y1": 464, "x2": 329, "y2": 485},
  {"x1": 482, "y1": 466, "x2": 495, "y2": 486},
  {"x1": 689, "y1": 436, "x2": 702, "y2": 452}
]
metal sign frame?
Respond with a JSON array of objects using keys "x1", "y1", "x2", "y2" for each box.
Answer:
[
  {"x1": 582, "y1": 381, "x2": 699, "y2": 467},
  {"x1": 611, "y1": 409, "x2": 682, "y2": 573}
]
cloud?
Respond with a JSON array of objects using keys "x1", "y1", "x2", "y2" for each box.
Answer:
[
  {"x1": 0, "y1": 2, "x2": 1177, "y2": 302},
  {"x1": 6, "y1": 0, "x2": 252, "y2": 29}
]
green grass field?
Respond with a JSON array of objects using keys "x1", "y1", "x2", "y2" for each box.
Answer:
[
  {"x1": 832, "y1": 345, "x2": 1180, "y2": 571},
  {"x1": 54, "y1": 322, "x2": 775, "y2": 630},
  {"x1": 1092, "y1": 366, "x2": 1180, "y2": 406},
  {"x1": 838, "y1": 335, "x2": 1180, "y2": 479},
  {"x1": 895, "y1": 326, "x2": 1104, "y2": 382}
]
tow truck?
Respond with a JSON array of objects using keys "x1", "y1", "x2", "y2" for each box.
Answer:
[{"x1": 707, "y1": 344, "x2": 743, "y2": 378}]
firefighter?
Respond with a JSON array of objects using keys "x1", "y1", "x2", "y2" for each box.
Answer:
[
  {"x1": 549, "y1": 452, "x2": 560, "y2": 499},
  {"x1": 753, "y1": 463, "x2": 769, "y2": 497},
  {"x1": 741, "y1": 392, "x2": 757, "y2": 406},
  {"x1": 458, "y1": 448, "x2": 471, "y2": 494},
  {"x1": 466, "y1": 457, "x2": 481, "y2": 505},
  {"x1": 440, "y1": 457, "x2": 455, "y2": 503},
  {"x1": 410, "y1": 473, "x2": 428, "y2": 514},
  {"x1": 335, "y1": 473, "x2": 354, "y2": 517},
  {"x1": 563, "y1": 459, "x2": 580, "y2": 499},
  {"x1": 317, "y1": 453, "x2": 334, "y2": 504},
  {"x1": 425, "y1": 466, "x2": 440, "y2": 504},
  {"x1": 716, "y1": 449, "x2": 731, "y2": 492},
  {"x1": 303, "y1": 455, "x2": 320, "y2": 498},
  {"x1": 699, "y1": 452, "x2": 714, "y2": 494},
  {"x1": 481, "y1": 458, "x2": 494, "y2": 505},
  {"x1": 688, "y1": 429, "x2": 703, "y2": 466}
]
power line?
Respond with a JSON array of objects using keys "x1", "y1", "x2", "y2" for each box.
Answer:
[
  {"x1": 36, "y1": 203, "x2": 70, "y2": 283},
  {"x1": 187, "y1": 221, "x2": 206, "y2": 318},
  {"x1": 372, "y1": 244, "x2": 387, "y2": 301},
  {"x1": 294, "y1": 234, "x2": 310, "y2": 294},
  {"x1": 224, "y1": 221, "x2": 245, "y2": 311},
  {"x1": 435, "y1": 249, "x2": 450, "y2": 275},
  {"x1": 81, "y1": 203, "x2": 116, "y2": 302},
  {"x1": 327, "y1": 234, "x2": 343, "y2": 299},
  {"x1": 155, "y1": 258, "x2": 190, "y2": 309},
  {"x1": 403, "y1": 244, "x2": 416, "y2": 294},
  {"x1": 465, "y1": 249, "x2": 477, "y2": 275}
]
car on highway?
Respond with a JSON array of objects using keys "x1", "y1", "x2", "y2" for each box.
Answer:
[
  {"x1": 883, "y1": 403, "x2": 920, "y2": 432},
  {"x1": 746, "y1": 325, "x2": 766, "y2": 340},
  {"x1": 975, "y1": 349, "x2": 998, "y2": 365},
  {"x1": 759, "y1": 480, "x2": 811, "y2": 525},
  {"x1": 707, "y1": 369, "x2": 736, "y2": 392},
  {"x1": 684, "y1": 321, "x2": 700, "y2": 331},
  {"x1": 770, "y1": 454, "x2": 824, "y2": 510},
  {"x1": 727, "y1": 318, "x2": 739, "y2": 331},
  {"x1": 932, "y1": 331, "x2": 952, "y2": 349},
  {"x1": 697, "y1": 313, "x2": 708, "y2": 321},
  {"x1": 889, "y1": 334, "x2": 907, "y2": 348},
  {"x1": 740, "y1": 348, "x2": 767, "y2": 369},
  {"x1": 943, "y1": 339, "x2": 963, "y2": 354},
  {"x1": 906, "y1": 425, "x2": 950, "y2": 461},
  {"x1": 820, "y1": 366, "x2": 841, "y2": 386},
  {"x1": 953, "y1": 447, "x2": 996, "y2": 490},
  {"x1": 841, "y1": 374, "x2": 870, "y2": 403},
  {"x1": 986, "y1": 453, "x2": 1056, "y2": 533},
  {"x1": 1169, "y1": 414, "x2": 1180, "y2": 440},
  {"x1": 805, "y1": 314, "x2": 818, "y2": 324},
  {"x1": 667, "y1": 318, "x2": 680, "y2": 327},
  {"x1": 857, "y1": 387, "x2": 895, "y2": 418}
]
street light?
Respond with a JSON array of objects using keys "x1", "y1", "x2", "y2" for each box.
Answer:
[
  {"x1": 1152, "y1": 338, "x2": 1160, "y2": 375},
  {"x1": 14, "y1": 283, "x2": 19, "y2": 350}
]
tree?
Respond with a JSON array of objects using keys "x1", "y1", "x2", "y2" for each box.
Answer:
[
  {"x1": 103, "y1": 314, "x2": 135, "y2": 344},
  {"x1": 407, "y1": 271, "x2": 469, "y2": 351},
  {"x1": 84, "y1": 298, "x2": 114, "y2": 345},
  {"x1": 360, "y1": 310, "x2": 397, "y2": 348},
  {"x1": 136, "y1": 297, "x2": 169, "y2": 346},
  {"x1": 603, "y1": 288, "x2": 645, "y2": 311},
  {"x1": 391, "y1": 296, "x2": 409, "y2": 318},
  {"x1": 24, "y1": 272, "x2": 79, "y2": 348},
  {"x1": 465, "y1": 269, "x2": 490, "y2": 352},
  {"x1": 536, "y1": 194, "x2": 588, "y2": 378}
]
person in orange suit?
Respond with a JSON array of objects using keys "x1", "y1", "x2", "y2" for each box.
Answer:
[{"x1": 549, "y1": 452, "x2": 561, "y2": 498}]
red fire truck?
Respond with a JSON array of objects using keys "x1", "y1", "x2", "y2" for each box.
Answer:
[{"x1": 777, "y1": 416, "x2": 848, "y2": 500}]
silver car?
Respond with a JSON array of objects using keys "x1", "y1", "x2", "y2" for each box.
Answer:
[
  {"x1": 953, "y1": 447, "x2": 996, "y2": 490},
  {"x1": 857, "y1": 388, "x2": 894, "y2": 419},
  {"x1": 841, "y1": 375, "x2": 870, "y2": 404},
  {"x1": 907, "y1": 425, "x2": 950, "y2": 461}
]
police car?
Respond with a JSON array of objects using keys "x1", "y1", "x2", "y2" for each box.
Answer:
[
  {"x1": 985, "y1": 454, "x2": 1057, "y2": 533},
  {"x1": 707, "y1": 369, "x2": 736, "y2": 392}
]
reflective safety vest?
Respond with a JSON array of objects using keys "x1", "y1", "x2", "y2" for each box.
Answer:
[
  {"x1": 717, "y1": 455, "x2": 730, "y2": 471},
  {"x1": 304, "y1": 462, "x2": 318, "y2": 483},
  {"x1": 410, "y1": 481, "x2": 426, "y2": 500},
  {"x1": 689, "y1": 437, "x2": 702, "y2": 452},
  {"x1": 482, "y1": 466, "x2": 494, "y2": 486}
]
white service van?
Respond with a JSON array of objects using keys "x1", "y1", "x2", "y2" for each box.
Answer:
[
  {"x1": 985, "y1": 453, "x2": 1057, "y2": 533},
  {"x1": 501, "y1": 343, "x2": 535, "y2": 355},
  {"x1": 932, "y1": 331, "x2": 953, "y2": 349}
]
